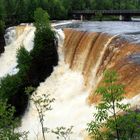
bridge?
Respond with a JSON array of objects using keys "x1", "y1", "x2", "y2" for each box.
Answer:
[{"x1": 70, "y1": 10, "x2": 140, "y2": 21}]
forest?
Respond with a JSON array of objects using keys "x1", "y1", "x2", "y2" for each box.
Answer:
[
  {"x1": 0, "y1": 0, "x2": 140, "y2": 55},
  {"x1": 0, "y1": 0, "x2": 140, "y2": 27}
]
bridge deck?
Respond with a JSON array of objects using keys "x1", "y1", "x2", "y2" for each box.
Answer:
[{"x1": 71, "y1": 10, "x2": 140, "y2": 15}]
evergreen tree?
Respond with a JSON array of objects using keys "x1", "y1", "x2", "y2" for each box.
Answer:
[{"x1": 28, "y1": 8, "x2": 58, "y2": 86}]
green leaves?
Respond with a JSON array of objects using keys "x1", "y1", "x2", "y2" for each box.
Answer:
[
  {"x1": 52, "y1": 126, "x2": 73, "y2": 140},
  {"x1": 0, "y1": 20, "x2": 5, "y2": 34},
  {"x1": 26, "y1": 86, "x2": 74, "y2": 140},
  {"x1": 25, "y1": 87, "x2": 55, "y2": 140},
  {"x1": 104, "y1": 70, "x2": 118, "y2": 83},
  {"x1": 0, "y1": 100, "x2": 28, "y2": 140},
  {"x1": 25, "y1": 87, "x2": 55, "y2": 117},
  {"x1": 17, "y1": 47, "x2": 32, "y2": 77},
  {"x1": 34, "y1": 8, "x2": 50, "y2": 32},
  {"x1": 0, "y1": 74, "x2": 22, "y2": 99},
  {"x1": 87, "y1": 70, "x2": 140, "y2": 140}
]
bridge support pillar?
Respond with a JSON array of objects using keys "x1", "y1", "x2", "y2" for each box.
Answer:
[
  {"x1": 124, "y1": 15, "x2": 131, "y2": 21},
  {"x1": 80, "y1": 15, "x2": 83, "y2": 21},
  {"x1": 121, "y1": 15, "x2": 131, "y2": 21},
  {"x1": 119, "y1": 15, "x2": 123, "y2": 21}
]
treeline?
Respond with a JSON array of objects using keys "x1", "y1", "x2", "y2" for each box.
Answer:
[
  {"x1": 70, "y1": 0, "x2": 140, "y2": 10},
  {"x1": 0, "y1": 0, "x2": 67, "y2": 27},
  {"x1": 0, "y1": 0, "x2": 140, "y2": 27},
  {"x1": 0, "y1": 0, "x2": 139, "y2": 52}
]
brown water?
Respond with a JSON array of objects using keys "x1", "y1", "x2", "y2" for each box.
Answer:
[
  {"x1": 63, "y1": 28, "x2": 140, "y2": 104},
  {"x1": 19, "y1": 22, "x2": 140, "y2": 140}
]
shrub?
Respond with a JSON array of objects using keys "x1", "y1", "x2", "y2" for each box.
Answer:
[
  {"x1": 0, "y1": 74, "x2": 22, "y2": 100},
  {"x1": 0, "y1": 100, "x2": 28, "y2": 140},
  {"x1": 87, "y1": 70, "x2": 140, "y2": 140},
  {"x1": 0, "y1": 74, "x2": 29, "y2": 116},
  {"x1": 17, "y1": 47, "x2": 32, "y2": 78}
]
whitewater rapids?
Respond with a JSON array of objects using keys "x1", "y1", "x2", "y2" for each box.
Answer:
[
  {"x1": 19, "y1": 27, "x2": 140, "y2": 140},
  {"x1": 19, "y1": 29, "x2": 94, "y2": 140},
  {"x1": 0, "y1": 25, "x2": 35, "y2": 78},
  {"x1": 0, "y1": 23, "x2": 140, "y2": 140},
  {"x1": 20, "y1": 26, "x2": 140, "y2": 140}
]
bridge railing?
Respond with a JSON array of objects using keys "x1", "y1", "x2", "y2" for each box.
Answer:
[{"x1": 71, "y1": 10, "x2": 140, "y2": 14}]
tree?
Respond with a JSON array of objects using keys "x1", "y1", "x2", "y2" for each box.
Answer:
[
  {"x1": 0, "y1": 74, "x2": 22, "y2": 100},
  {"x1": 61, "y1": 0, "x2": 72, "y2": 16},
  {"x1": 0, "y1": 20, "x2": 5, "y2": 34},
  {"x1": 34, "y1": 8, "x2": 51, "y2": 31},
  {"x1": 0, "y1": 0, "x2": 6, "y2": 22},
  {"x1": 28, "y1": 8, "x2": 58, "y2": 86},
  {"x1": 87, "y1": 70, "x2": 140, "y2": 140},
  {"x1": 17, "y1": 47, "x2": 32, "y2": 77},
  {"x1": 52, "y1": 126, "x2": 73, "y2": 140},
  {"x1": 25, "y1": 0, "x2": 38, "y2": 22},
  {"x1": 26, "y1": 86, "x2": 74, "y2": 140},
  {"x1": 50, "y1": 0, "x2": 67, "y2": 19},
  {"x1": 14, "y1": 0, "x2": 28, "y2": 23},
  {"x1": 0, "y1": 100, "x2": 28, "y2": 140},
  {"x1": 70, "y1": 0, "x2": 86, "y2": 10},
  {"x1": 4, "y1": 0, "x2": 17, "y2": 25},
  {"x1": 25, "y1": 87, "x2": 55, "y2": 140}
]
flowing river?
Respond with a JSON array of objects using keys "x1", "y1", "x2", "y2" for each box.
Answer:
[{"x1": 0, "y1": 21, "x2": 140, "y2": 140}]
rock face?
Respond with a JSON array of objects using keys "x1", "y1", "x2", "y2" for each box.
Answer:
[
  {"x1": 0, "y1": 33, "x2": 5, "y2": 54},
  {"x1": 63, "y1": 29, "x2": 140, "y2": 104}
]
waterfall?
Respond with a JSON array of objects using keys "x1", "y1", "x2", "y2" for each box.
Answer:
[
  {"x1": 18, "y1": 27, "x2": 140, "y2": 140},
  {"x1": 63, "y1": 29, "x2": 140, "y2": 103},
  {"x1": 0, "y1": 21, "x2": 135, "y2": 140},
  {"x1": 19, "y1": 29, "x2": 94, "y2": 140},
  {"x1": 0, "y1": 25, "x2": 35, "y2": 78}
]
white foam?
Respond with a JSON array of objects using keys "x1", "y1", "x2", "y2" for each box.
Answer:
[
  {"x1": 19, "y1": 29, "x2": 94, "y2": 140},
  {"x1": 0, "y1": 25, "x2": 35, "y2": 78}
]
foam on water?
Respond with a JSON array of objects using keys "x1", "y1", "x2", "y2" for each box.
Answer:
[
  {"x1": 19, "y1": 29, "x2": 94, "y2": 140},
  {"x1": 3, "y1": 22, "x2": 136, "y2": 140},
  {"x1": 0, "y1": 25, "x2": 35, "y2": 78}
]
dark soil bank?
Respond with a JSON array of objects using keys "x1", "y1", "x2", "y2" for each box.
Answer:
[{"x1": 0, "y1": 33, "x2": 5, "y2": 54}]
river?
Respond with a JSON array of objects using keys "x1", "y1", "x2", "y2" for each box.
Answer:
[{"x1": 1, "y1": 21, "x2": 140, "y2": 140}]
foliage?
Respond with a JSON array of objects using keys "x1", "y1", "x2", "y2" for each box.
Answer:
[
  {"x1": 26, "y1": 0, "x2": 38, "y2": 22},
  {"x1": 0, "y1": 0, "x2": 6, "y2": 20},
  {"x1": 0, "y1": 20, "x2": 5, "y2": 34},
  {"x1": 34, "y1": 8, "x2": 50, "y2": 31},
  {"x1": 0, "y1": 100, "x2": 28, "y2": 140},
  {"x1": 0, "y1": 74, "x2": 22, "y2": 100},
  {"x1": 15, "y1": 0, "x2": 28, "y2": 23},
  {"x1": 87, "y1": 70, "x2": 140, "y2": 140},
  {"x1": 0, "y1": 48, "x2": 31, "y2": 116},
  {"x1": 52, "y1": 126, "x2": 73, "y2": 140},
  {"x1": 0, "y1": 73, "x2": 29, "y2": 116},
  {"x1": 25, "y1": 86, "x2": 55, "y2": 140},
  {"x1": 26, "y1": 87, "x2": 74, "y2": 140},
  {"x1": 28, "y1": 8, "x2": 58, "y2": 86},
  {"x1": 95, "y1": 12, "x2": 103, "y2": 21},
  {"x1": 0, "y1": 0, "x2": 5, "y2": 33},
  {"x1": 17, "y1": 47, "x2": 32, "y2": 77},
  {"x1": 0, "y1": 7, "x2": 58, "y2": 116},
  {"x1": 0, "y1": 0, "x2": 140, "y2": 26}
]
